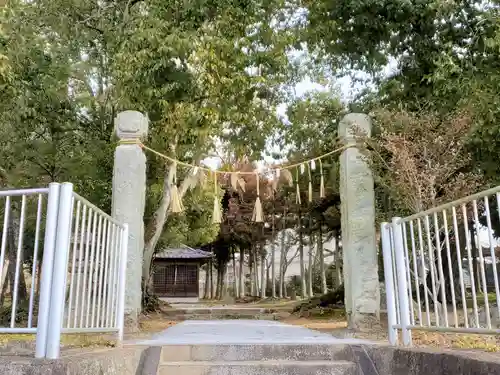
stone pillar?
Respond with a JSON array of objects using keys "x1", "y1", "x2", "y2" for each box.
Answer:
[
  {"x1": 339, "y1": 113, "x2": 380, "y2": 329},
  {"x1": 112, "y1": 110, "x2": 148, "y2": 324}
]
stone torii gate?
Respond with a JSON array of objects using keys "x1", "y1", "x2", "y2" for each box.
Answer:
[
  {"x1": 339, "y1": 113, "x2": 380, "y2": 329},
  {"x1": 111, "y1": 110, "x2": 380, "y2": 328},
  {"x1": 112, "y1": 110, "x2": 148, "y2": 323}
]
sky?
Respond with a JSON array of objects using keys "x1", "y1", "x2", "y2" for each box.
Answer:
[
  {"x1": 201, "y1": 71, "x2": 375, "y2": 171},
  {"x1": 201, "y1": 75, "x2": 360, "y2": 171},
  {"x1": 200, "y1": 52, "x2": 400, "y2": 171}
]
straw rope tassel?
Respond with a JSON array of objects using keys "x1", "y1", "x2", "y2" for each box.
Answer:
[
  {"x1": 295, "y1": 167, "x2": 301, "y2": 205},
  {"x1": 319, "y1": 159, "x2": 325, "y2": 198},
  {"x1": 212, "y1": 172, "x2": 222, "y2": 224},
  {"x1": 139, "y1": 141, "x2": 350, "y2": 177},
  {"x1": 252, "y1": 173, "x2": 263, "y2": 222},
  {"x1": 170, "y1": 163, "x2": 184, "y2": 213}
]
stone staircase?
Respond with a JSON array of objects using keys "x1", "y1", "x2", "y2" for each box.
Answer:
[
  {"x1": 157, "y1": 343, "x2": 360, "y2": 375},
  {"x1": 163, "y1": 307, "x2": 291, "y2": 321}
]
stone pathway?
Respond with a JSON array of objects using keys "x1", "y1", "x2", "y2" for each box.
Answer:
[
  {"x1": 131, "y1": 320, "x2": 376, "y2": 374},
  {"x1": 134, "y1": 319, "x2": 372, "y2": 346}
]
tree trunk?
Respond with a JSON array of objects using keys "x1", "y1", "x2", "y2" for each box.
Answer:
[
  {"x1": 142, "y1": 166, "x2": 193, "y2": 290},
  {"x1": 271, "y1": 237, "x2": 276, "y2": 299},
  {"x1": 266, "y1": 259, "x2": 271, "y2": 296},
  {"x1": 215, "y1": 267, "x2": 221, "y2": 299},
  {"x1": 225, "y1": 262, "x2": 230, "y2": 296},
  {"x1": 232, "y1": 251, "x2": 238, "y2": 297},
  {"x1": 209, "y1": 260, "x2": 214, "y2": 299},
  {"x1": 0, "y1": 262, "x2": 10, "y2": 307},
  {"x1": 336, "y1": 233, "x2": 343, "y2": 285},
  {"x1": 271, "y1": 206, "x2": 276, "y2": 299},
  {"x1": 249, "y1": 251, "x2": 255, "y2": 296},
  {"x1": 260, "y1": 248, "x2": 266, "y2": 299},
  {"x1": 332, "y1": 231, "x2": 342, "y2": 287},
  {"x1": 470, "y1": 223, "x2": 481, "y2": 288},
  {"x1": 142, "y1": 168, "x2": 172, "y2": 289},
  {"x1": 36, "y1": 261, "x2": 42, "y2": 300},
  {"x1": 308, "y1": 233, "x2": 314, "y2": 297},
  {"x1": 278, "y1": 229, "x2": 286, "y2": 299},
  {"x1": 318, "y1": 226, "x2": 327, "y2": 294},
  {"x1": 220, "y1": 266, "x2": 225, "y2": 299},
  {"x1": 238, "y1": 247, "x2": 245, "y2": 298},
  {"x1": 203, "y1": 265, "x2": 209, "y2": 299},
  {"x1": 253, "y1": 251, "x2": 259, "y2": 296},
  {"x1": 215, "y1": 268, "x2": 219, "y2": 300},
  {"x1": 7, "y1": 239, "x2": 17, "y2": 303},
  {"x1": 419, "y1": 228, "x2": 463, "y2": 310},
  {"x1": 8, "y1": 212, "x2": 28, "y2": 302},
  {"x1": 220, "y1": 264, "x2": 228, "y2": 299},
  {"x1": 298, "y1": 209, "x2": 307, "y2": 298}
]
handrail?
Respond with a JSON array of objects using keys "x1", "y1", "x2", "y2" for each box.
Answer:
[{"x1": 401, "y1": 185, "x2": 500, "y2": 223}]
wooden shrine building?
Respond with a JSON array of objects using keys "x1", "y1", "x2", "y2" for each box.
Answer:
[{"x1": 152, "y1": 245, "x2": 213, "y2": 300}]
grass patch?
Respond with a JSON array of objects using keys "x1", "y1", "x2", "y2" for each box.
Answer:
[
  {"x1": 0, "y1": 301, "x2": 116, "y2": 351},
  {"x1": 465, "y1": 292, "x2": 497, "y2": 308},
  {"x1": 139, "y1": 312, "x2": 177, "y2": 333},
  {"x1": 411, "y1": 331, "x2": 500, "y2": 352},
  {"x1": 0, "y1": 333, "x2": 116, "y2": 349},
  {"x1": 286, "y1": 315, "x2": 500, "y2": 353},
  {"x1": 295, "y1": 307, "x2": 346, "y2": 319}
]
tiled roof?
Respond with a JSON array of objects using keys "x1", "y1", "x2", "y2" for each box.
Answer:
[{"x1": 155, "y1": 245, "x2": 213, "y2": 259}]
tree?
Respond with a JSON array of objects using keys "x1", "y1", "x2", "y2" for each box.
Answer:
[
  {"x1": 277, "y1": 90, "x2": 344, "y2": 298},
  {"x1": 368, "y1": 108, "x2": 486, "y2": 311},
  {"x1": 298, "y1": 0, "x2": 500, "y2": 309},
  {"x1": 278, "y1": 228, "x2": 299, "y2": 298},
  {"x1": 302, "y1": 0, "x2": 500, "y2": 185},
  {"x1": 116, "y1": 0, "x2": 301, "y2": 289},
  {"x1": 368, "y1": 108, "x2": 483, "y2": 216},
  {"x1": 2, "y1": 0, "x2": 311, "y2": 318}
]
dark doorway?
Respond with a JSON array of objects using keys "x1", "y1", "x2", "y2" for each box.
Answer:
[{"x1": 153, "y1": 263, "x2": 199, "y2": 297}]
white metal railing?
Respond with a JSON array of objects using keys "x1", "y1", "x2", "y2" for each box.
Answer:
[
  {"x1": 0, "y1": 187, "x2": 49, "y2": 335},
  {"x1": 0, "y1": 183, "x2": 128, "y2": 359},
  {"x1": 381, "y1": 186, "x2": 500, "y2": 346}
]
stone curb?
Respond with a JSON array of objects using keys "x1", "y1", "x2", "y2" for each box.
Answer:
[
  {"x1": 2, "y1": 341, "x2": 499, "y2": 374},
  {"x1": 0, "y1": 346, "x2": 151, "y2": 375},
  {"x1": 365, "y1": 345, "x2": 500, "y2": 375}
]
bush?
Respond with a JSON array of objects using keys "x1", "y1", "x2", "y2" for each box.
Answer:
[
  {"x1": 292, "y1": 284, "x2": 345, "y2": 313},
  {"x1": 142, "y1": 280, "x2": 160, "y2": 313},
  {"x1": 0, "y1": 300, "x2": 34, "y2": 326}
]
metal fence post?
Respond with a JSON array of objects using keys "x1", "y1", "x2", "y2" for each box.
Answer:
[
  {"x1": 46, "y1": 183, "x2": 74, "y2": 359},
  {"x1": 35, "y1": 183, "x2": 61, "y2": 359},
  {"x1": 116, "y1": 224, "x2": 129, "y2": 345},
  {"x1": 381, "y1": 222, "x2": 398, "y2": 345},
  {"x1": 392, "y1": 217, "x2": 412, "y2": 346}
]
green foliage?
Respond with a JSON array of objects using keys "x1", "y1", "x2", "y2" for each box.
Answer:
[
  {"x1": 1, "y1": 0, "x2": 306, "y2": 307},
  {"x1": 276, "y1": 90, "x2": 344, "y2": 245},
  {"x1": 301, "y1": 0, "x2": 500, "y2": 216},
  {"x1": 158, "y1": 186, "x2": 220, "y2": 249},
  {"x1": 141, "y1": 279, "x2": 161, "y2": 313},
  {"x1": 284, "y1": 90, "x2": 344, "y2": 161},
  {"x1": 292, "y1": 284, "x2": 345, "y2": 313}
]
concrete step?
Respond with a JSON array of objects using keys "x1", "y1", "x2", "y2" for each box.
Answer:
[
  {"x1": 171, "y1": 313, "x2": 283, "y2": 321},
  {"x1": 164, "y1": 308, "x2": 274, "y2": 315},
  {"x1": 157, "y1": 360, "x2": 357, "y2": 375},
  {"x1": 161, "y1": 344, "x2": 354, "y2": 362}
]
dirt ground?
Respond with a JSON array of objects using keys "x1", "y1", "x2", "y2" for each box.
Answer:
[
  {"x1": 139, "y1": 312, "x2": 178, "y2": 333},
  {"x1": 137, "y1": 302, "x2": 500, "y2": 353},
  {"x1": 0, "y1": 305, "x2": 498, "y2": 354},
  {"x1": 283, "y1": 316, "x2": 500, "y2": 352},
  {"x1": 140, "y1": 300, "x2": 500, "y2": 353}
]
